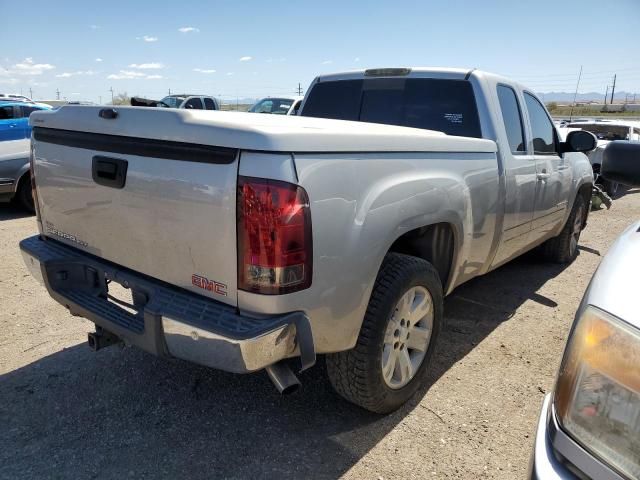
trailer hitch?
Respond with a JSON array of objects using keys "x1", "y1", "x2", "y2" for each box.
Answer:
[{"x1": 87, "y1": 326, "x2": 121, "y2": 351}]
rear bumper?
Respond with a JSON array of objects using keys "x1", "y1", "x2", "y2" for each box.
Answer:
[{"x1": 20, "y1": 235, "x2": 315, "y2": 373}]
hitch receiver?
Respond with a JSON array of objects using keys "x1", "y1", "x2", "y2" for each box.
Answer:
[{"x1": 87, "y1": 326, "x2": 121, "y2": 351}]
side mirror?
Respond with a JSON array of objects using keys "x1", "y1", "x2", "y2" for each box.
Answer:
[
  {"x1": 601, "y1": 141, "x2": 640, "y2": 187},
  {"x1": 561, "y1": 130, "x2": 597, "y2": 153}
]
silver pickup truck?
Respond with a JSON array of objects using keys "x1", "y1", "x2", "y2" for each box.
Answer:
[{"x1": 21, "y1": 68, "x2": 596, "y2": 413}]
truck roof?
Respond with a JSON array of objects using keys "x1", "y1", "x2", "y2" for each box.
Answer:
[
  {"x1": 312, "y1": 66, "x2": 532, "y2": 96},
  {"x1": 31, "y1": 106, "x2": 497, "y2": 154}
]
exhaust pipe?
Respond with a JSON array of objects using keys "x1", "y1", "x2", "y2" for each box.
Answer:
[{"x1": 266, "y1": 362, "x2": 301, "y2": 395}]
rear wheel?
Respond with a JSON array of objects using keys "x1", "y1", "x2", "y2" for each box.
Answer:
[
  {"x1": 541, "y1": 194, "x2": 586, "y2": 263},
  {"x1": 326, "y1": 253, "x2": 443, "y2": 413},
  {"x1": 15, "y1": 175, "x2": 35, "y2": 214}
]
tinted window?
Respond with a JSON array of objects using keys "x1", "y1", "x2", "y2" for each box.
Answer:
[
  {"x1": 302, "y1": 78, "x2": 482, "y2": 138},
  {"x1": 300, "y1": 80, "x2": 363, "y2": 121},
  {"x1": 184, "y1": 97, "x2": 203, "y2": 109},
  {"x1": 0, "y1": 106, "x2": 14, "y2": 119},
  {"x1": 524, "y1": 93, "x2": 556, "y2": 154},
  {"x1": 497, "y1": 85, "x2": 525, "y2": 154},
  {"x1": 203, "y1": 97, "x2": 216, "y2": 110}
]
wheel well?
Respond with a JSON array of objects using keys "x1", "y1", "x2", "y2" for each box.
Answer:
[
  {"x1": 16, "y1": 170, "x2": 30, "y2": 191},
  {"x1": 578, "y1": 182, "x2": 592, "y2": 228},
  {"x1": 387, "y1": 223, "x2": 455, "y2": 289}
]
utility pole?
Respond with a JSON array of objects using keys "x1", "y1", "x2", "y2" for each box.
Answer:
[
  {"x1": 29, "y1": 88, "x2": 33, "y2": 99},
  {"x1": 168, "y1": 88, "x2": 171, "y2": 95},
  {"x1": 610, "y1": 74, "x2": 616, "y2": 105},
  {"x1": 569, "y1": 65, "x2": 582, "y2": 122},
  {"x1": 604, "y1": 85, "x2": 609, "y2": 105},
  {"x1": 296, "y1": 82, "x2": 303, "y2": 96},
  {"x1": 99, "y1": 95, "x2": 102, "y2": 104},
  {"x1": 56, "y1": 88, "x2": 60, "y2": 100},
  {"x1": 109, "y1": 87, "x2": 114, "y2": 104}
]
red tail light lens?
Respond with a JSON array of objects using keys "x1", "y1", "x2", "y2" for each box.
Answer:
[{"x1": 237, "y1": 176, "x2": 312, "y2": 294}]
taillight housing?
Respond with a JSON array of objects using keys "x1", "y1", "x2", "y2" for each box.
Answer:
[
  {"x1": 237, "y1": 176, "x2": 312, "y2": 294},
  {"x1": 29, "y1": 143, "x2": 43, "y2": 230}
]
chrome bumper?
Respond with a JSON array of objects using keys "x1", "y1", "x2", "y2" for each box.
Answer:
[
  {"x1": 20, "y1": 235, "x2": 315, "y2": 374},
  {"x1": 529, "y1": 394, "x2": 624, "y2": 480}
]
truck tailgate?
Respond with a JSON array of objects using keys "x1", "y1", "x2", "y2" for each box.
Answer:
[{"x1": 31, "y1": 111, "x2": 239, "y2": 306}]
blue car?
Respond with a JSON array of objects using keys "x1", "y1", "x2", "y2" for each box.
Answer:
[{"x1": 0, "y1": 101, "x2": 51, "y2": 141}]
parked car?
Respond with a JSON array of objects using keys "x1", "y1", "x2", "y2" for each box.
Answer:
[
  {"x1": 21, "y1": 67, "x2": 596, "y2": 413},
  {"x1": 158, "y1": 94, "x2": 219, "y2": 110},
  {"x1": 0, "y1": 101, "x2": 51, "y2": 141},
  {"x1": 0, "y1": 139, "x2": 33, "y2": 211},
  {"x1": 561, "y1": 120, "x2": 640, "y2": 197},
  {"x1": 0, "y1": 94, "x2": 52, "y2": 109},
  {"x1": 530, "y1": 141, "x2": 640, "y2": 480},
  {"x1": 248, "y1": 96, "x2": 303, "y2": 115}
]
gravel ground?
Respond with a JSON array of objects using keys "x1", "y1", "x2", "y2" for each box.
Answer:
[{"x1": 1, "y1": 191, "x2": 639, "y2": 480}]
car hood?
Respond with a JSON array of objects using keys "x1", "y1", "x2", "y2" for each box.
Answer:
[{"x1": 583, "y1": 220, "x2": 640, "y2": 328}]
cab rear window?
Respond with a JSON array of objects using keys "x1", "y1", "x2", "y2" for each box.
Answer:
[{"x1": 301, "y1": 78, "x2": 482, "y2": 138}]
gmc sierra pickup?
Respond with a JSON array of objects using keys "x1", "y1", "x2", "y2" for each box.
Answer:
[{"x1": 21, "y1": 68, "x2": 596, "y2": 413}]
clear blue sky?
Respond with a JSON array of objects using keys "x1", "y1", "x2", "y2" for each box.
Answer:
[{"x1": 2, "y1": 0, "x2": 639, "y2": 103}]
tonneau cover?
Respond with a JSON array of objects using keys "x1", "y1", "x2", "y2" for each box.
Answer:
[{"x1": 31, "y1": 106, "x2": 497, "y2": 153}]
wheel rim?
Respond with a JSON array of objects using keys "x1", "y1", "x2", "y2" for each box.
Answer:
[
  {"x1": 381, "y1": 286, "x2": 434, "y2": 389},
  {"x1": 570, "y1": 204, "x2": 584, "y2": 257}
]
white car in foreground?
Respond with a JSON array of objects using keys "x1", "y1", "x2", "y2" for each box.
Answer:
[{"x1": 530, "y1": 141, "x2": 640, "y2": 480}]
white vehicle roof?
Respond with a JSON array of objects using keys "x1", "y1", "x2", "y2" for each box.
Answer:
[
  {"x1": 313, "y1": 67, "x2": 531, "y2": 91},
  {"x1": 32, "y1": 106, "x2": 497, "y2": 153}
]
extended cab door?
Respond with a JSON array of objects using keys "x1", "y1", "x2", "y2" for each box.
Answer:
[
  {"x1": 523, "y1": 93, "x2": 572, "y2": 241},
  {"x1": 490, "y1": 84, "x2": 538, "y2": 267}
]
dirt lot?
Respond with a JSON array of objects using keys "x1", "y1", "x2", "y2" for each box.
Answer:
[{"x1": 1, "y1": 192, "x2": 639, "y2": 480}]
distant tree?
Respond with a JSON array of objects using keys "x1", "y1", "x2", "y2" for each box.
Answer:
[
  {"x1": 111, "y1": 92, "x2": 130, "y2": 105},
  {"x1": 546, "y1": 102, "x2": 558, "y2": 111}
]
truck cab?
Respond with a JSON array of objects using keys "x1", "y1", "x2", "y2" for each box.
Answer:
[{"x1": 299, "y1": 67, "x2": 594, "y2": 271}]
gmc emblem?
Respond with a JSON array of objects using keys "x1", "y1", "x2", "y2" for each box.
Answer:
[{"x1": 192, "y1": 274, "x2": 228, "y2": 297}]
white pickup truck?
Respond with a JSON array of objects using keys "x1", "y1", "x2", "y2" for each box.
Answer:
[{"x1": 21, "y1": 68, "x2": 596, "y2": 413}]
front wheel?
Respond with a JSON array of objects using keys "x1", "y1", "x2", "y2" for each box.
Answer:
[
  {"x1": 541, "y1": 194, "x2": 587, "y2": 263},
  {"x1": 326, "y1": 253, "x2": 443, "y2": 413}
]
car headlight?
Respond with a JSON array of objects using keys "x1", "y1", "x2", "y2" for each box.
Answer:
[{"x1": 554, "y1": 306, "x2": 640, "y2": 479}]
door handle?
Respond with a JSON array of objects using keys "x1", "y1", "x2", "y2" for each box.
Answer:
[
  {"x1": 92, "y1": 156, "x2": 128, "y2": 189},
  {"x1": 537, "y1": 172, "x2": 551, "y2": 181}
]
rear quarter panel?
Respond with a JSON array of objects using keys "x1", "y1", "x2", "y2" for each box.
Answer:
[{"x1": 238, "y1": 151, "x2": 499, "y2": 353}]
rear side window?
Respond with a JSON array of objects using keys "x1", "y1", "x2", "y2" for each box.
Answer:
[
  {"x1": 496, "y1": 85, "x2": 525, "y2": 154},
  {"x1": 301, "y1": 78, "x2": 482, "y2": 138},
  {"x1": 203, "y1": 97, "x2": 216, "y2": 110},
  {"x1": 0, "y1": 106, "x2": 14, "y2": 119},
  {"x1": 184, "y1": 97, "x2": 203, "y2": 109},
  {"x1": 524, "y1": 93, "x2": 556, "y2": 154}
]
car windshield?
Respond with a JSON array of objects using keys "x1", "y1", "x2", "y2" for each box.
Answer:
[
  {"x1": 301, "y1": 77, "x2": 482, "y2": 138},
  {"x1": 160, "y1": 96, "x2": 186, "y2": 108},
  {"x1": 567, "y1": 124, "x2": 630, "y2": 141},
  {"x1": 249, "y1": 98, "x2": 294, "y2": 114}
]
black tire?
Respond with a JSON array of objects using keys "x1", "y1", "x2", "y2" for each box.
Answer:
[
  {"x1": 541, "y1": 194, "x2": 587, "y2": 264},
  {"x1": 15, "y1": 175, "x2": 35, "y2": 214},
  {"x1": 326, "y1": 253, "x2": 443, "y2": 413}
]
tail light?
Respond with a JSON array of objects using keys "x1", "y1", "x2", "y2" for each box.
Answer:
[
  {"x1": 29, "y1": 143, "x2": 43, "y2": 230},
  {"x1": 237, "y1": 176, "x2": 312, "y2": 294}
]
